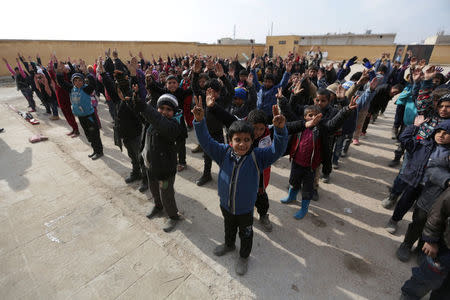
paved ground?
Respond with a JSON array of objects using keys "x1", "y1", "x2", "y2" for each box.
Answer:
[{"x1": 0, "y1": 83, "x2": 420, "y2": 299}]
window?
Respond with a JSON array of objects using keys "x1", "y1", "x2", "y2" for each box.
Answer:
[
  {"x1": 293, "y1": 40, "x2": 299, "y2": 45},
  {"x1": 279, "y1": 40, "x2": 286, "y2": 45}
]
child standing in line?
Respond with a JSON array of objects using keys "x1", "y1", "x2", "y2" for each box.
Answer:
[{"x1": 192, "y1": 92, "x2": 288, "y2": 275}]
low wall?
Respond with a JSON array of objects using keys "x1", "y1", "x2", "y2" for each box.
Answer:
[
  {"x1": 0, "y1": 40, "x2": 265, "y2": 76},
  {"x1": 428, "y1": 45, "x2": 450, "y2": 64}
]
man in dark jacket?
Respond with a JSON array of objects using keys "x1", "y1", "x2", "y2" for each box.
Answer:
[{"x1": 400, "y1": 188, "x2": 450, "y2": 300}]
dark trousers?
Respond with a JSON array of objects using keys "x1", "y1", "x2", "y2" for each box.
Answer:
[
  {"x1": 203, "y1": 132, "x2": 224, "y2": 175},
  {"x1": 44, "y1": 99, "x2": 59, "y2": 116},
  {"x1": 176, "y1": 136, "x2": 186, "y2": 165},
  {"x1": 394, "y1": 104, "x2": 405, "y2": 129},
  {"x1": 148, "y1": 174, "x2": 178, "y2": 218},
  {"x1": 123, "y1": 135, "x2": 141, "y2": 174},
  {"x1": 78, "y1": 114, "x2": 103, "y2": 154},
  {"x1": 105, "y1": 100, "x2": 117, "y2": 122},
  {"x1": 362, "y1": 113, "x2": 371, "y2": 134},
  {"x1": 289, "y1": 162, "x2": 314, "y2": 200},
  {"x1": 255, "y1": 191, "x2": 269, "y2": 217},
  {"x1": 333, "y1": 133, "x2": 352, "y2": 163},
  {"x1": 392, "y1": 185, "x2": 422, "y2": 222},
  {"x1": 220, "y1": 206, "x2": 253, "y2": 258},
  {"x1": 403, "y1": 206, "x2": 428, "y2": 247},
  {"x1": 401, "y1": 245, "x2": 450, "y2": 299},
  {"x1": 322, "y1": 136, "x2": 335, "y2": 176},
  {"x1": 20, "y1": 88, "x2": 36, "y2": 110},
  {"x1": 392, "y1": 175, "x2": 408, "y2": 196}
]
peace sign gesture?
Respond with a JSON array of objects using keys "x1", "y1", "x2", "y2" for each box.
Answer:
[
  {"x1": 272, "y1": 104, "x2": 286, "y2": 128},
  {"x1": 348, "y1": 95, "x2": 359, "y2": 110},
  {"x1": 192, "y1": 95, "x2": 204, "y2": 121}
]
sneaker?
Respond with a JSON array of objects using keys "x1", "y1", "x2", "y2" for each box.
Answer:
[
  {"x1": 177, "y1": 164, "x2": 186, "y2": 172},
  {"x1": 0, "y1": 128, "x2": 4, "y2": 133},
  {"x1": 213, "y1": 244, "x2": 236, "y2": 256},
  {"x1": 191, "y1": 144, "x2": 203, "y2": 153},
  {"x1": 396, "y1": 243, "x2": 412, "y2": 262},
  {"x1": 391, "y1": 127, "x2": 399, "y2": 140},
  {"x1": 332, "y1": 161, "x2": 339, "y2": 169},
  {"x1": 88, "y1": 152, "x2": 96, "y2": 158},
  {"x1": 138, "y1": 181, "x2": 148, "y2": 193},
  {"x1": 388, "y1": 159, "x2": 401, "y2": 168},
  {"x1": 341, "y1": 150, "x2": 347, "y2": 158},
  {"x1": 71, "y1": 131, "x2": 80, "y2": 138},
  {"x1": 322, "y1": 175, "x2": 330, "y2": 183},
  {"x1": 235, "y1": 257, "x2": 249, "y2": 276},
  {"x1": 66, "y1": 130, "x2": 74, "y2": 136},
  {"x1": 352, "y1": 139, "x2": 360, "y2": 145},
  {"x1": 385, "y1": 218, "x2": 398, "y2": 234},
  {"x1": 360, "y1": 132, "x2": 366, "y2": 138},
  {"x1": 91, "y1": 153, "x2": 104, "y2": 160},
  {"x1": 125, "y1": 172, "x2": 142, "y2": 184},
  {"x1": 312, "y1": 189, "x2": 319, "y2": 201},
  {"x1": 28, "y1": 108, "x2": 36, "y2": 112},
  {"x1": 163, "y1": 216, "x2": 181, "y2": 233},
  {"x1": 49, "y1": 115, "x2": 60, "y2": 120},
  {"x1": 382, "y1": 194, "x2": 399, "y2": 209},
  {"x1": 146, "y1": 206, "x2": 163, "y2": 219},
  {"x1": 196, "y1": 174, "x2": 212, "y2": 186},
  {"x1": 259, "y1": 214, "x2": 273, "y2": 232}
]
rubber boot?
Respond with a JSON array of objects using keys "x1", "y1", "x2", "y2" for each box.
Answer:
[
  {"x1": 294, "y1": 200, "x2": 310, "y2": 219},
  {"x1": 280, "y1": 187, "x2": 299, "y2": 204}
]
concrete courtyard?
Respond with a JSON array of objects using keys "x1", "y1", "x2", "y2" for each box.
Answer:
[{"x1": 0, "y1": 83, "x2": 418, "y2": 299}]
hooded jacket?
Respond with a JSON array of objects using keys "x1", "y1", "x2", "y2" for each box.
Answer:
[{"x1": 194, "y1": 118, "x2": 288, "y2": 215}]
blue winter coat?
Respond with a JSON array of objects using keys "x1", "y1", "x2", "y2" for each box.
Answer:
[
  {"x1": 395, "y1": 84, "x2": 417, "y2": 126},
  {"x1": 194, "y1": 118, "x2": 288, "y2": 215}
]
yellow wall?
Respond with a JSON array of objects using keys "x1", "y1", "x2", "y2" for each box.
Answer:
[
  {"x1": 1, "y1": 39, "x2": 448, "y2": 76},
  {"x1": 429, "y1": 45, "x2": 450, "y2": 64},
  {"x1": 0, "y1": 40, "x2": 264, "y2": 76}
]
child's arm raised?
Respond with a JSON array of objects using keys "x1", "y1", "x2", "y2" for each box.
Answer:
[
  {"x1": 193, "y1": 95, "x2": 229, "y2": 164},
  {"x1": 257, "y1": 105, "x2": 288, "y2": 169},
  {"x1": 205, "y1": 88, "x2": 238, "y2": 128}
]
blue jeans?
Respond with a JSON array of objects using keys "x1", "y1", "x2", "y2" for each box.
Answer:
[{"x1": 401, "y1": 245, "x2": 450, "y2": 299}]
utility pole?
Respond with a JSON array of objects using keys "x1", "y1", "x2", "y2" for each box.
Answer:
[
  {"x1": 271, "y1": 22, "x2": 273, "y2": 36},
  {"x1": 233, "y1": 24, "x2": 236, "y2": 40}
]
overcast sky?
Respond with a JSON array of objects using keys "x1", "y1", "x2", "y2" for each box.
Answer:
[{"x1": 1, "y1": 0, "x2": 449, "y2": 44}]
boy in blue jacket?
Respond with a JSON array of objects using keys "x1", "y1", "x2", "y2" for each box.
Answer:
[{"x1": 192, "y1": 92, "x2": 288, "y2": 276}]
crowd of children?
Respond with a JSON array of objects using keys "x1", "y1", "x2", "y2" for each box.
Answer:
[{"x1": 3, "y1": 47, "x2": 450, "y2": 296}]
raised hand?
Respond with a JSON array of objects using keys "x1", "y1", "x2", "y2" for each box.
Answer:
[
  {"x1": 293, "y1": 81, "x2": 304, "y2": 95},
  {"x1": 276, "y1": 87, "x2": 283, "y2": 99},
  {"x1": 357, "y1": 69, "x2": 370, "y2": 85},
  {"x1": 336, "y1": 85, "x2": 346, "y2": 99},
  {"x1": 138, "y1": 51, "x2": 144, "y2": 59},
  {"x1": 272, "y1": 104, "x2": 286, "y2": 128},
  {"x1": 214, "y1": 62, "x2": 224, "y2": 77},
  {"x1": 286, "y1": 60, "x2": 293, "y2": 73},
  {"x1": 205, "y1": 88, "x2": 216, "y2": 107},
  {"x1": 193, "y1": 59, "x2": 202, "y2": 73},
  {"x1": 305, "y1": 113, "x2": 323, "y2": 128},
  {"x1": 246, "y1": 73, "x2": 254, "y2": 87},
  {"x1": 412, "y1": 68, "x2": 423, "y2": 83},
  {"x1": 435, "y1": 66, "x2": 444, "y2": 73},
  {"x1": 2, "y1": 57, "x2": 7, "y2": 63},
  {"x1": 132, "y1": 84, "x2": 139, "y2": 93},
  {"x1": 414, "y1": 115, "x2": 429, "y2": 127},
  {"x1": 424, "y1": 66, "x2": 436, "y2": 80},
  {"x1": 348, "y1": 95, "x2": 359, "y2": 110},
  {"x1": 105, "y1": 48, "x2": 111, "y2": 57},
  {"x1": 250, "y1": 57, "x2": 257, "y2": 70},
  {"x1": 97, "y1": 56, "x2": 104, "y2": 73},
  {"x1": 128, "y1": 57, "x2": 138, "y2": 75},
  {"x1": 192, "y1": 95, "x2": 205, "y2": 121}
]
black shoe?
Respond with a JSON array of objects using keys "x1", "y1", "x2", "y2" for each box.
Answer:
[
  {"x1": 91, "y1": 153, "x2": 103, "y2": 160},
  {"x1": 125, "y1": 172, "x2": 142, "y2": 184},
  {"x1": 312, "y1": 189, "x2": 319, "y2": 201},
  {"x1": 196, "y1": 174, "x2": 212, "y2": 186},
  {"x1": 0, "y1": 128, "x2": 4, "y2": 133},
  {"x1": 388, "y1": 159, "x2": 401, "y2": 167},
  {"x1": 138, "y1": 181, "x2": 148, "y2": 193},
  {"x1": 163, "y1": 215, "x2": 182, "y2": 232},
  {"x1": 396, "y1": 243, "x2": 412, "y2": 262},
  {"x1": 213, "y1": 244, "x2": 236, "y2": 256},
  {"x1": 146, "y1": 206, "x2": 163, "y2": 219},
  {"x1": 88, "y1": 152, "x2": 96, "y2": 158},
  {"x1": 191, "y1": 144, "x2": 203, "y2": 153}
]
